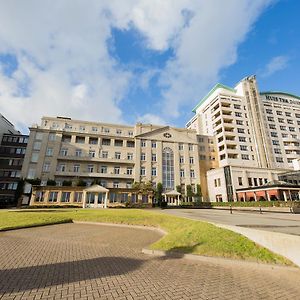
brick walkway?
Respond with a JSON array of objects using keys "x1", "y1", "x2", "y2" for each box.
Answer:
[{"x1": 0, "y1": 223, "x2": 300, "y2": 300}]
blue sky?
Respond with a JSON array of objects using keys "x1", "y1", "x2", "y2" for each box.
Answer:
[{"x1": 0, "y1": 0, "x2": 299, "y2": 133}]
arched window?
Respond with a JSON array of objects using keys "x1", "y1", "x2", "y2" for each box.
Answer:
[{"x1": 162, "y1": 147, "x2": 174, "y2": 190}]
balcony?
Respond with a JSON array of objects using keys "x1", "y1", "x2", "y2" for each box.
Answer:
[
  {"x1": 57, "y1": 155, "x2": 135, "y2": 164},
  {"x1": 222, "y1": 109, "x2": 232, "y2": 116},
  {"x1": 54, "y1": 171, "x2": 133, "y2": 179}
]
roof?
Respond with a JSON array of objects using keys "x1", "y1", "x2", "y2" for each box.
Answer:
[
  {"x1": 162, "y1": 190, "x2": 181, "y2": 196},
  {"x1": 260, "y1": 91, "x2": 300, "y2": 100},
  {"x1": 236, "y1": 180, "x2": 300, "y2": 192},
  {"x1": 84, "y1": 184, "x2": 109, "y2": 193},
  {"x1": 192, "y1": 83, "x2": 236, "y2": 113}
]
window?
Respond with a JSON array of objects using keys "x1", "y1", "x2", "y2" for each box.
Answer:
[
  {"x1": 241, "y1": 154, "x2": 249, "y2": 160},
  {"x1": 179, "y1": 156, "x2": 184, "y2": 163},
  {"x1": 235, "y1": 112, "x2": 242, "y2": 117},
  {"x1": 239, "y1": 136, "x2": 246, "y2": 142},
  {"x1": 287, "y1": 119, "x2": 294, "y2": 124},
  {"x1": 240, "y1": 145, "x2": 247, "y2": 151},
  {"x1": 271, "y1": 132, "x2": 278, "y2": 137},
  {"x1": 61, "y1": 192, "x2": 71, "y2": 203},
  {"x1": 115, "y1": 139, "x2": 123, "y2": 147},
  {"x1": 33, "y1": 141, "x2": 41, "y2": 150},
  {"x1": 102, "y1": 138, "x2": 111, "y2": 146},
  {"x1": 272, "y1": 140, "x2": 280, "y2": 146},
  {"x1": 151, "y1": 141, "x2": 157, "y2": 148},
  {"x1": 43, "y1": 163, "x2": 50, "y2": 172},
  {"x1": 253, "y1": 178, "x2": 258, "y2": 186},
  {"x1": 237, "y1": 128, "x2": 245, "y2": 133},
  {"x1": 282, "y1": 133, "x2": 288, "y2": 138},
  {"x1": 278, "y1": 118, "x2": 284, "y2": 123},
  {"x1": 49, "y1": 133, "x2": 56, "y2": 141},
  {"x1": 115, "y1": 152, "x2": 121, "y2": 159},
  {"x1": 280, "y1": 126, "x2": 286, "y2": 131},
  {"x1": 267, "y1": 116, "x2": 274, "y2": 122},
  {"x1": 179, "y1": 143, "x2": 183, "y2": 150},
  {"x1": 89, "y1": 150, "x2": 95, "y2": 158},
  {"x1": 113, "y1": 182, "x2": 119, "y2": 188},
  {"x1": 269, "y1": 124, "x2": 276, "y2": 129},
  {"x1": 128, "y1": 131, "x2": 133, "y2": 136},
  {"x1": 73, "y1": 164, "x2": 80, "y2": 172},
  {"x1": 75, "y1": 136, "x2": 85, "y2": 144},
  {"x1": 58, "y1": 164, "x2": 65, "y2": 172},
  {"x1": 100, "y1": 166, "x2": 107, "y2": 174},
  {"x1": 35, "y1": 132, "x2": 43, "y2": 140},
  {"x1": 276, "y1": 157, "x2": 284, "y2": 163},
  {"x1": 102, "y1": 151, "x2": 108, "y2": 158},
  {"x1": 276, "y1": 111, "x2": 283, "y2": 115},
  {"x1": 116, "y1": 129, "x2": 122, "y2": 135},
  {"x1": 152, "y1": 153, "x2": 157, "y2": 162},
  {"x1": 62, "y1": 135, "x2": 71, "y2": 143},
  {"x1": 46, "y1": 148, "x2": 53, "y2": 156},
  {"x1": 199, "y1": 155, "x2": 206, "y2": 160},
  {"x1": 188, "y1": 144, "x2": 194, "y2": 151},
  {"x1": 180, "y1": 169, "x2": 185, "y2": 177},
  {"x1": 141, "y1": 153, "x2": 146, "y2": 161},
  {"x1": 74, "y1": 192, "x2": 83, "y2": 202},
  {"x1": 31, "y1": 153, "x2": 39, "y2": 162},
  {"x1": 163, "y1": 148, "x2": 174, "y2": 190},
  {"x1": 79, "y1": 125, "x2": 85, "y2": 131},
  {"x1": 35, "y1": 191, "x2": 44, "y2": 202},
  {"x1": 140, "y1": 167, "x2": 146, "y2": 176},
  {"x1": 289, "y1": 127, "x2": 295, "y2": 132},
  {"x1": 75, "y1": 149, "x2": 82, "y2": 157},
  {"x1": 127, "y1": 167, "x2": 133, "y2": 175},
  {"x1": 266, "y1": 109, "x2": 273, "y2": 114},
  {"x1": 87, "y1": 165, "x2": 94, "y2": 172},
  {"x1": 114, "y1": 166, "x2": 120, "y2": 174},
  {"x1": 189, "y1": 157, "x2": 194, "y2": 164},
  {"x1": 285, "y1": 112, "x2": 292, "y2": 117},
  {"x1": 126, "y1": 182, "x2": 132, "y2": 188},
  {"x1": 190, "y1": 169, "x2": 195, "y2": 178},
  {"x1": 102, "y1": 127, "x2": 110, "y2": 133},
  {"x1": 234, "y1": 104, "x2": 241, "y2": 109},
  {"x1": 238, "y1": 177, "x2": 243, "y2": 186},
  {"x1": 89, "y1": 137, "x2": 98, "y2": 145},
  {"x1": 48, "y1": 192, "x2": 58, "y2": 202},
  {"x1": 236, "y1": 120, "x2": 243, "y2": 125},
  {"x1": 27, "y1": 168, "x2": 36, "y2": 179},
  {"x1": 127, "y1": 141, "x2": 135, "y2": 148},
  {"x1": 248, "y1": 178, "x2": 252, "y2": 186},
  {"x1": 92, "y1": 127, "x2": 98, "y2": 132},
  {"x1": 151, "y1": 167, "x2": 157, "y2": 176},
  {"x1": 127, "y1": 153, "x2": 133, "y2": 160},
  {"x1": 141, "y1": 140, "x2": 146, "y2": 147}
]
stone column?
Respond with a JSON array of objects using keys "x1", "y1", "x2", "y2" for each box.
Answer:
[
  {"x1": 82, "y1": 191, "x2": 87, "y2": 208},
  {"x1": 283, "y1": 190, "x2": 288, "y2": 202}
]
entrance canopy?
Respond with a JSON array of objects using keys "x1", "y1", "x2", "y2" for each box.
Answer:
[
  {"x1": 162, "y1": 190, "x2": 181, "y2": 196},
  {"x1": 83, "y1": 184, "x2": 109, "y2": 193}
]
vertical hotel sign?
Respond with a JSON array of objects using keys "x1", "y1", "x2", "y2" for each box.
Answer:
[{"x1": 264, "y1": 94, "x2": 300, "y2": 106}]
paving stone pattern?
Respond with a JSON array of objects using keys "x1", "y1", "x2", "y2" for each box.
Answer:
[{"x1": 0, "y1": 223, "x2": 300, "y2": 300}]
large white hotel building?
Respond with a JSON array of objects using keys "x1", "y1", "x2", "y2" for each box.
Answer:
[
  {"x1": 186, "y1": 75, "x2": 300, "y2": 201},
  {"x1": 21, "y1": 75, "x2": 300, "y2": 204}
]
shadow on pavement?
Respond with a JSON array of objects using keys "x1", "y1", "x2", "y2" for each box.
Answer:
[{"x1": 0, "y1": 256, "x2": 144, "y2": 293}]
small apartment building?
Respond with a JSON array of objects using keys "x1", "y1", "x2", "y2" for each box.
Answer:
[
  {"x1": 0, "y1": 134, "x2": 29, "y2": 207},
  {"x1": 207, "y1": 165, "x2": 288, "y2": 202},
  {"x1": 22, "y1": 116, "x2": 217, "y2": 202}
]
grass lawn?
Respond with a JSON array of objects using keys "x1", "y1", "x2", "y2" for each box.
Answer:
[{"x1": 0, "y1": 209, "x2": 291, "y2": 265}]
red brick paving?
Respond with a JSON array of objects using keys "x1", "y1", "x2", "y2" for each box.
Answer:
[{"x1": 0, "y1": 223, "x2": 300, "y2": 299}]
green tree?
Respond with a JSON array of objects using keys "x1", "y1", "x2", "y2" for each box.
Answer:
[
  {"x1": 155, "y1": 182, "x2": 163, "y2": 207},
  {"x1": 195, "y1": 184, "x2": 202, "y2": 205},
  {"x1": 46, "y1": 179, "x2": 56, "y2": 186},
  {"x1": 62, "y1": 180, "x2": 72, "y2": 186},
  {"x1": 186, "y1": 185, "x2": 194, "y2": 202},
  {"x1": 176, "y1": 185, "x2": 181, "y2": 194},
  {"x1": 76, "y1": 179, "x2": 87, "y2": 187}
]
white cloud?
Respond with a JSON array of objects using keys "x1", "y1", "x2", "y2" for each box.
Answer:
[
  {"x1": 261, "y1": 55, "x2": 289, "y2": 78},
  {"x1": 137, "y1": 113, "x2": 167, "y2": 126},
  {"x1": 0, "y1": 0, "x2": 274, "y2": 131}
]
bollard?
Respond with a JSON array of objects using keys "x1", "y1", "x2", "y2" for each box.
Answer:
[
  {"x1": 259, "y1": 204, "x2": 262, "y2": 214},
  {"x1": 230, "y1": 204, "x2": 232, "y2": 214}
]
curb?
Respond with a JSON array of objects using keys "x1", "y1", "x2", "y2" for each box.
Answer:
[
  {"x1": 141, "y1": 248, "x2": 298, "y2": 271},
  {"x1": 72, "y1": 221, "x2": 167, "y2": 235}
]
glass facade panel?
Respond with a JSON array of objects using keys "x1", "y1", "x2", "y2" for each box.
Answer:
[{"x1": 162, "y1": 147, "x2": 174, "y2": 191}]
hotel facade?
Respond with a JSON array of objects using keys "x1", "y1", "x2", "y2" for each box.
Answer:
[
  {"x1": 21, "y1": 116, "x2": 218, "y2": 206},
  {"x1": 186, "y1": 75, "x2": 300, "y2": 202}
]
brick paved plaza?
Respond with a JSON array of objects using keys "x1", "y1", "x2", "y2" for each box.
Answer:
[{"x1": 1, "y1": 223, "x2": 300, "y2": 300}]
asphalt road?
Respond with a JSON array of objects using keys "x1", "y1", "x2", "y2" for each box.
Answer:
[{"x1": 161, "y1": 208, "x2": 300, "y2": 235}]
